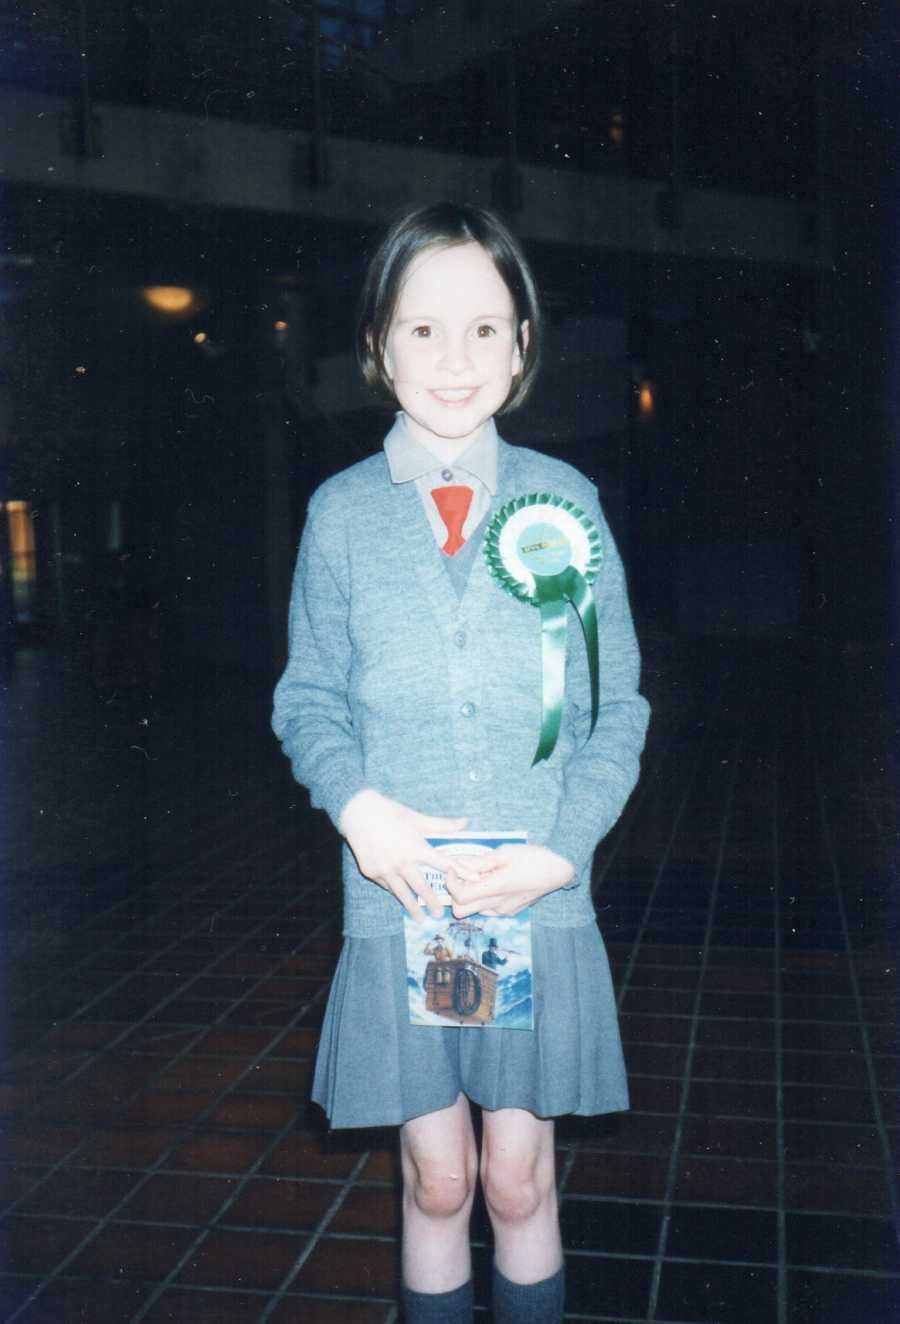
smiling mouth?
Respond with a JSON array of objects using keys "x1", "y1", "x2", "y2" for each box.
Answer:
[{"x1": 430, "y1": 387, "x2": 479, "y2": 405}]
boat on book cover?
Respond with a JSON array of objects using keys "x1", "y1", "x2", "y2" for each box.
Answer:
[{"x1": 423, "y1": 919, "x2": 510, "y2": 1026}]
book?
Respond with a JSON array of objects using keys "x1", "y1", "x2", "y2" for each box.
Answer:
[{"x1": 404, "y1": 832, "x2": 534, "y2": 1030}]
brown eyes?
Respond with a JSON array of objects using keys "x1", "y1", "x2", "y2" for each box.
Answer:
[{"x1": 409, "y1": 324, "x2": 498, "y2": 339}]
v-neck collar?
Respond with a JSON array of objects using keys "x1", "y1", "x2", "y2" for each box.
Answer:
[{"x1": 389, "y1": 440, "x2": 518, "y2": 625}]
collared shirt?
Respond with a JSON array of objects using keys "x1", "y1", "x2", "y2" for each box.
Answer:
[{"x1": 383, "y1": 413, "x2": 498, "y2": 550}]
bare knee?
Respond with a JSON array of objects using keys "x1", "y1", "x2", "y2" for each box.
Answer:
[
  {"x1": 406, "y1": 1160, "x2": 474, "y2": 1221},
  {"x1": 482, "y1": 1153, "x2": 554, "y2": 1227}
]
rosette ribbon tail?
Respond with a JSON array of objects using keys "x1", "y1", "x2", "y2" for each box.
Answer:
[
  {"x1": 562, "y1": 564, "x2": 600, "y2": 737},
  {"x1": 533, "y1": 577, "x2": 568, "y2": 765},
  {"x1": 531, "y1": 568, "x2": 600, "y2": 766}
]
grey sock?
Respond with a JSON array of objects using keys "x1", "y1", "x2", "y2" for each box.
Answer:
[
  {"x1": 401, "y1": 1278, "x2": 474, "y2": 1324},
  {"x1": 493, "y1": 1263, "x2": 565, "y2": 1324}
]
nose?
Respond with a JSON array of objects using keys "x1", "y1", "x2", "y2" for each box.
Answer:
[{"x1": 437, "y1": 332, "x2": 473, "y2": 375}]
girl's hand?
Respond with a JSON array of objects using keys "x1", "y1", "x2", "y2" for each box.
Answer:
[
  {"x1": 444, "y1": 844, "x2": 575, "y2": 918},
  {"x1": 338, "y1": 789, "x2": 468, "y2": 923}
]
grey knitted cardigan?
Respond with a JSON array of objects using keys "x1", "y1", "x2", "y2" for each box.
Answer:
[{"x1": 272, "y1": 435, "x2": 650, "y2": 938}]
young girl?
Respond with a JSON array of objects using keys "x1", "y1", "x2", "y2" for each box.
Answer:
[{"x1": 273, "y1": 203, "x2": 649, "y2": 1324}]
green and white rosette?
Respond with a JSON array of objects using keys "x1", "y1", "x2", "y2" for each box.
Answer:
[{"x1": 484, "y1": 493, "x2": 602, "y2": 765}]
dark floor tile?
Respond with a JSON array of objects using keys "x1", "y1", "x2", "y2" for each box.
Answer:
[
  {"x1": 622, "y1": 988, "x2": 696, "y2": 1016},
  {"x1": 209, "y1": 1092, "x2": 299, "y2": 1130},
  {"x1": 124, "y1": 1089, "x2": 220, "y2": 1126},
  {"x1": 694, "y1": 1018, "x2": 775, "y2": 1049},
  {"x1": 620, "y1": 1014, "x2": 693, "y2": 1045},
  {"x1": 43, "y1": 1016, "x2": 125, "y2": 1048},
  {"x1": 2, "y1": 1215, "x2": 96, "y2": 1273},
  {"x1": 118, "y1": 1172, "x2": 237, "y2": 1224},
  {"x1": 686, "y1": 1079, "x2": 775, "y2": 1118},
  {"x1": 784, "y1": 1163, "x2": 893, "y2": 1217},
  {"x1": 624, "y1": 965, "x2": 704, "y2": 993},
  {"x1": 634, "y1": 944, "x2": 704, "y2": 968},
  {"x1": 561, "y1": 1196, "x2": 662, "y2": 1255},
  {"x1": 877, "y1": 1090, "x2": 900, "y2": 1125},
  {"x1": 269, "y1": 1299, "x2": 391, "y2": 1324},
  {"x1": 191, "y1": 1028, "x2": 278, "y2": 1058},
  {"x1": 152, "y1": 1056, "x2": 250, "y2": 1093},
  {"x1": 629, "y1": 1076, "x2": 683, "y2": 1113},
  {"x1": 167, "y1": 1130, "x2": 274, "y2": 1175},
  {"x1": 701, "y1": 967, "x2": 775, "y2": 993},
  {"x1": 655, "y1": 1260, "x2": 777, "y2": 1322},
  {"x1": 77, "y1": 1126, "x2": 183, "y2": 1168},
  {"x1": 565, "y1": 1151, "x2": 669, "y2": 1201},
  {"x1": 781, "y1": 993, "x2": 859, "y2": 1022},
  {"x1": 681, "y1": 1114, "x2": 776, "y2": 1160},
  {"x1": 623, "y1": 1041, "x2": 691, "y2": 1078},
  {"x1": 221, "y1": 1177, "x2": 339, "y2": 1232},
  {"x1": 564, "y1": 1250, "x2": 653, "y2": 1317},
  {"x1": 666, "y1": 1205, "x2": 777, "y2": 1263},
  {"x1": 290, "y1": 1234, "x2": 397, "y2": 1297},
  {"x1": 783, "y1": 1083, "x2": 875, "y2": 1124},
  {"x1": 10, "y1": 1276, "x2": 151, "y2": 1323},
  {"x1": 142, "y1": 1286, "x2": 270, "y2": 1322},
  {"x1": 564, "y1": 1110, "x2": 677, "y2": 1156},
  {"x1": 67, "y1": 1221, "x2": 198, "y2": 1281},
  {"x1": 241, "y1": 1058, "x2": 313, "y2": 1094},
  {"x1": 0, "y1": 1167, "x2": 49, "y2": 1211},
  {"x1": 782, "y1": 1022, "x2": 863, "y2": 1053},
  {"x1": 782, "y1": 1050, "x2": 869, "y2": 1089},
  {"x1": 276, "y1": 1028, "x2": 322, "y2": 1057},
  {"x1": 177, "y1": 1227, "x2": 309, "y2": 1289},
  {"x1": 783, "y1": 1121, "x2": 883, "y2": 1164},
  {"x1": 326, "y1": 1184, "x2": 401, "y2": 1237},
  {"x1": 673, "y1": 1157, "x2": 778, "y2": 1207},
  {"x1": 17, "y1": 1167, "x2": 143, "y2": 1218},
  {"x1": 786, "y1": 1211, "x2": 900, "y2": 1273},
  {"x1": 788, "y1": 1269, "x2": 900, "y2": 1323},
  {"x1": 262, "y1": 1133, "x2": 364, "y2": 1181},
  {"x1": 698, "y1": 992, "x2": 775, "y2": 1019},
  {"x1": 6, "y1": 1124, "x2": 84, "y2": 1164},
  {"x1": 358, "y1": 1151, "x2": 398, "y2": 1184},
  {"x1": 691, "y1": 1045, "x2": 775, "y2": 1082}
]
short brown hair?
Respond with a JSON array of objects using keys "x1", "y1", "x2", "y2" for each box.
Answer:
[{"x1": 356, "y1": 202, "x2": 541, "y2": 413}]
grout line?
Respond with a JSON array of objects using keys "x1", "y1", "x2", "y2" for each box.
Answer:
[
  {"x1": 257, "y1": 1150, "x2": 373, "y2": 1320},
  {"x1": 804, "y1": 701, "x2": 900, "y2": 1248},
  {"x1": 645, "y1": 706, "x2": 748, "y2": 1320},
  {"x1": 8, "y1": 794, "x2": 304, "y2": 1013},
  {"x1": 3, "y1": 892, "x2": 339, "y2": 1323}
]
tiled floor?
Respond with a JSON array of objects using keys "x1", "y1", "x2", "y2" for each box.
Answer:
[{"x1": 1, "y1": 636, "x2": 897, "y2": 1322}]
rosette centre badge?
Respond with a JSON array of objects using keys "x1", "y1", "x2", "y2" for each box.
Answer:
[{"x1": 484, "y1": 493, "x2": 603, "y2": 764}]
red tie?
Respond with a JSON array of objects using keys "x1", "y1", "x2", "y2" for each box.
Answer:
[{"x1": 431, "y1": 485, "x2": 474, "y2": 557}]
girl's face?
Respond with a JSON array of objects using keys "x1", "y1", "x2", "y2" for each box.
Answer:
[{"x1": 383, "y1": 241, "x2": 526, "y2": 457}]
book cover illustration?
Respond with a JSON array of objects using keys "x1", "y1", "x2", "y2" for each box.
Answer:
[{"x1": 404, "y1": 833, "x2": 533, "y2": 1030}]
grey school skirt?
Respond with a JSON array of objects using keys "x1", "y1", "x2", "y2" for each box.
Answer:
[{"x1": 311, "y1": 920, "x2": 628, "y2": 1130}]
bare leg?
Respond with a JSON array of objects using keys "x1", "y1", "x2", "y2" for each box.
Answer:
[
  {"x1": 480, "y1": 1107, "x2": 562, "y2": 1284},
  {"x1": 400, "y1": 1092, "x2": 478, "y2": 1294}
]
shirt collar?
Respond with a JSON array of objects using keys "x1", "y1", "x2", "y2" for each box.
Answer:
[{"x1": 384, "y1": 413, "x2": 498, "y2": 495}]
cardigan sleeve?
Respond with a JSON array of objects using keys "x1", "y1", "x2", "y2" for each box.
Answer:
[
  {"x1": 544, "y1": 493, "x2": 650, "y2": 879},
  {"x1": 271, "y1": 503, "x2": 368, "y2": 829}
]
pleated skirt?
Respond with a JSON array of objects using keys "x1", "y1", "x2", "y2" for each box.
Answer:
[{"x1": 312, "y1": 920, "x2": 628, "y2": 1129}]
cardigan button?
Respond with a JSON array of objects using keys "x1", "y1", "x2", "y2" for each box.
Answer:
[
  {"x1": 453, "y1": 630, "x2": 467, "y2": 649},
  {"x1": 468, "y1": 769, "x2": 481, "y2": 782},
  {"x1": 460, "y1": 701, "x2": 476, "y2": 718},
  {"x1": 441, "y1": 468, "x2": 454, "y2": 482}
]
